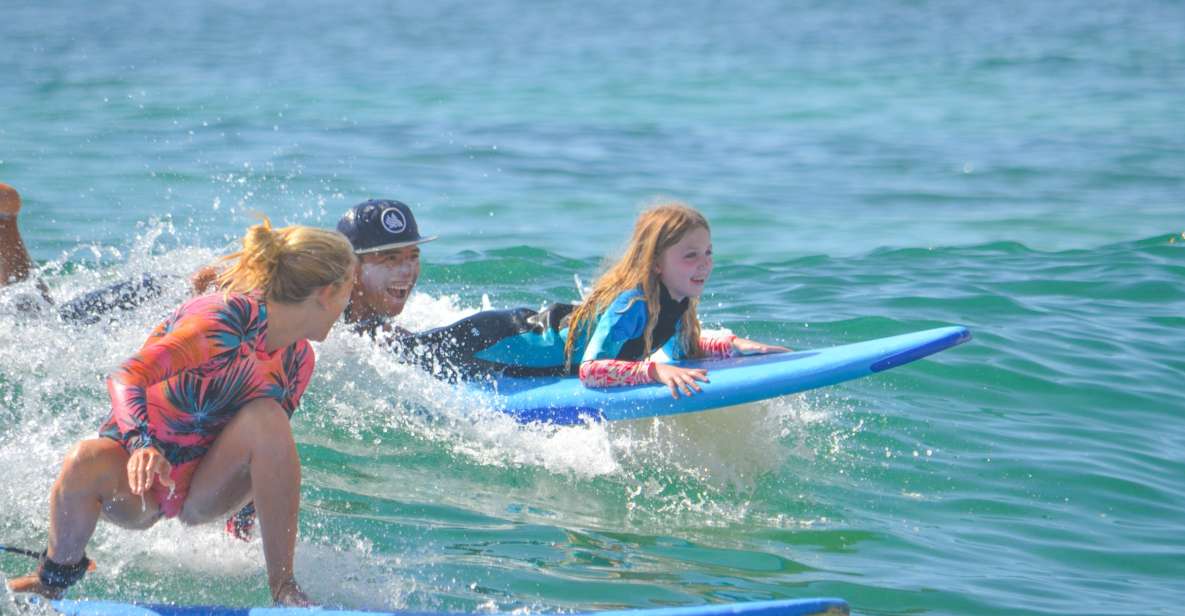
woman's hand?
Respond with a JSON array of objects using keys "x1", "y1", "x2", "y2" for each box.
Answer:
[
  {"x1": 650, "y1": 363, "x2": 709, "y2": 399},
  {"x1": 126, "y1": 446, "x2": 174, "y2": 495},
  {"x1": 732, "y1": 337, "x2": 791, "y2": 356}
]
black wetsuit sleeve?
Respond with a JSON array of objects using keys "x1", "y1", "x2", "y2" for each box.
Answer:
[
  {"x1": 57, "y1": 274, "x2": 170, "y2": 324},
  {"x1": 395, "y1": 304, "x2": 577, "y2": 380}
]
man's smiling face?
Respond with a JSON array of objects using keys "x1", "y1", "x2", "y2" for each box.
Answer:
[{"x1": 350, "y1": 245, "x2": 422, "y2": 319}]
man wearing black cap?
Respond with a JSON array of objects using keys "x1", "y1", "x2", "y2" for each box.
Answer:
[
  {"x1": 334, "y1": 199, "x2": 437, "y2": 334},
  {"x1": 331, "y1": 199, "x2": 574, "y2": 379}
]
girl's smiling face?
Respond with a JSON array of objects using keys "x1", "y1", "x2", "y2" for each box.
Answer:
[{"x1": 655, "y1": 226, "x2": 713, "y2": 301}]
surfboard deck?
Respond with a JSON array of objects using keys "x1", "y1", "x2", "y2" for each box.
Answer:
[
  {"x1": 48, "y1": 597, "x2": 849, "y2": 616},
  {"x1": 474, "y1": 326, "x2": 971, "y2": 424}
]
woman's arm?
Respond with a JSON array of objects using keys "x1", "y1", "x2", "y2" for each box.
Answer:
[{"x1": 106, "y1": 300, "x2": 235, "y2": 451}]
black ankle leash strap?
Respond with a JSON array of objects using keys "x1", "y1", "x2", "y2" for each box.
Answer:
[{"x1": 37, "y1": 551, "x2": 91, "y2": 589}]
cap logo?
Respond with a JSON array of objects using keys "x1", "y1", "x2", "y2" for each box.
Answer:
[{"x1": 380, "y1": 208, "x2": 407, "y2": 234}]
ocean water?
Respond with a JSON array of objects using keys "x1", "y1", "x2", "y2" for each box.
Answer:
[{"x1": 1, "y1": 2, "x2": 1183, "y2": 615}]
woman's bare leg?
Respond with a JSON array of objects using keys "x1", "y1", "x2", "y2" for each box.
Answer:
[
  {"x1": 180, "y1": 398, "x2": 308, "y2": 605},
  {"x1": 6, "y1": 438, "x2": 161, "y2": 597},
  {"x1": 8, "y1": 401, "x2": 307, "y2": 604}
]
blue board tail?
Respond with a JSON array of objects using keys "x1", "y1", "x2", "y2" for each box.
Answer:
[{"x1": 48, "y1": 597, "x2": 850, "y2": 616}]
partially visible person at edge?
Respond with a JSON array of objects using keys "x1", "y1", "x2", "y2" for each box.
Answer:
[
  {"x1": 5, "y1": 219, "x2": 357, "y2": 607},
  {"x1": 0, "y1": 182, "x2": 40, "y2": 290},
  {"x1": 1, "y1": 182, "x2": 185, "y2": 320}
]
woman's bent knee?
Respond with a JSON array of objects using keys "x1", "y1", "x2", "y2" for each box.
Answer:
[
  {"x1": 233, "y1": 398, "x2": 290, "y2": 432},
  {"x1": 59, "y1": 439, "x2": 126, "y2": 490},
  {"x1": 58, "y1": 439, "x2": 160, "y2": 528},
  {"x1": 223, "y1": 399, "x2": 295, "y2": 455}
]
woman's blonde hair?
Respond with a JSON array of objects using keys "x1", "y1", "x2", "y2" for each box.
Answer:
[
  {"x1": 217, "y1": 218, "x2": 356, "y2": 303},
  {"x1": 564, "y1": 201, "x2": 709, "y2": 367}
]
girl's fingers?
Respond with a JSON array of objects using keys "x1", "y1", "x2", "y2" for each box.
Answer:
[
  {"x1": 658, "y1": 366, "x2": 710, "y2": 398},
  {"x1": 680, "y1": 374, "x2": 700, "y2": 397}
]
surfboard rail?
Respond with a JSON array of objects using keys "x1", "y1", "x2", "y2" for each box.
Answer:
[
  {"x1": 477, "y1": 326, "x2": 971, "y2": 424},
  {"x1": 48, "y1": 597, "x2": 851, "y2": 616}
]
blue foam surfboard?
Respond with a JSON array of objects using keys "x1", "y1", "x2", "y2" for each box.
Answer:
[
  {"x1": 476, "y1": 326, "x2": 971, "y2": 424},
  {"x1": 49, "y1": 597, "x2": 850, "y2": 616}
]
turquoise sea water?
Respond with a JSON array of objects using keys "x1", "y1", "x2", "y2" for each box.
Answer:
[{"x1": 1, "y1": 2, "x2": 1182, "y2": 615}]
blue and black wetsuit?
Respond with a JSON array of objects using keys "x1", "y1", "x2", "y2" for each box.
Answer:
[
  {"x1": 362, "y1": 283, "x2": 694, "y2": 381},
  {"x1": 578, "y1": 284, "x2": 692, "y2": 364},
  {"x1": 354, "y1": 302, "x2": 577, "y2": 380}
]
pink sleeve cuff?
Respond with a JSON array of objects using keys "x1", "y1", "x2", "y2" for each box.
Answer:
[
  {"x1": 579, "y1": 359, "x2": 656, "y2": 388},
  {"x1": 699, "y1": 334, "x2": 736, "y2": 358}
]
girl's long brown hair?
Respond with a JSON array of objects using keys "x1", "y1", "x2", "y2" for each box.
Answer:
[
  {"x1": 217, "y1": 217, "x2": 356, "y2": 303},
  {"x1": 564, "y1": 201, "x2": 709, "y2": 368}
]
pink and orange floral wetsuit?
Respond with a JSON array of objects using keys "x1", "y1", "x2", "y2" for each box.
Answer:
[{"x1": 99, "y1": 292, "x2": 314, "y2": 518}]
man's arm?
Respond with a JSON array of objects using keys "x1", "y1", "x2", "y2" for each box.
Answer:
[{"x1": 0, "y1": 183, "x2": 36, "y2": 287}]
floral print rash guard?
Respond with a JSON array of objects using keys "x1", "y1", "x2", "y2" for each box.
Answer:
[{"x1": 99, "y1": 292, "x2": 314, "y2": 517}]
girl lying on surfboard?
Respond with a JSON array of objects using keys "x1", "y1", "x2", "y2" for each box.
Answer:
[
  {"x1": 6, "y1": 219, "x2": 357, "y2": 607},
  {"x1": 562, "y1": 201, "x2": 788, "y2": 396}
]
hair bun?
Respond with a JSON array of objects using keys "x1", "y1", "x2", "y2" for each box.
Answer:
[
  {"x1": 242, "y1": 218, "x2": 283, "y2": 279},
  {"x1": 216, "y1": 218, "x2": 356, "y2": 304}
]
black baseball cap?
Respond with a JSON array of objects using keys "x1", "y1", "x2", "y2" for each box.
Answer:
[{"x1": 336, "y1": 199, "x2": 437, "y2": 254}]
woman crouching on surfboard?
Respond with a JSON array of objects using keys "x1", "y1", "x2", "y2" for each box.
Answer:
[
  {"x1": 6, "y1": 219, "x2": 356, "y2": 606},
  {"x1": 565, "y1": 201, "x2": 788, "y2": 396}
]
